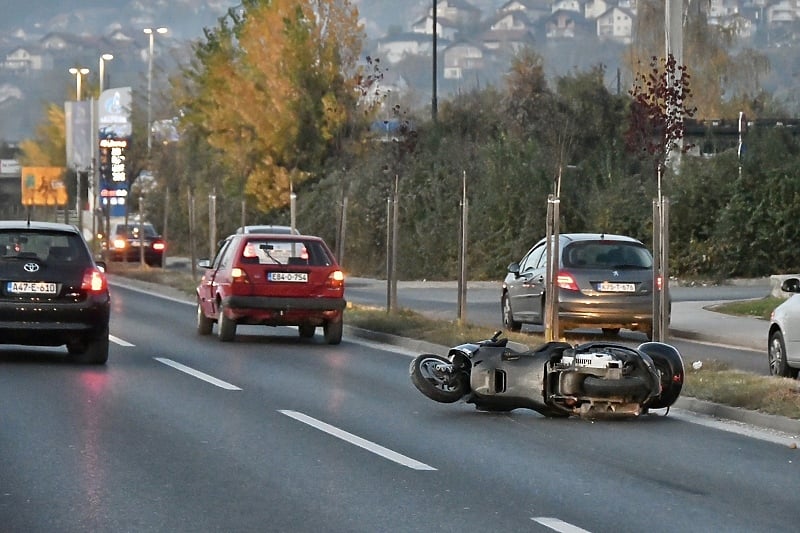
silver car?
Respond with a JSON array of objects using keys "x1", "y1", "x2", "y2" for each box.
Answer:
[
  {"x1": 768, "y1": 278, "x2": 800, "y2": 378},
  {"x1": 501, "y1": 233, "x2": 660, "y2": 339}
]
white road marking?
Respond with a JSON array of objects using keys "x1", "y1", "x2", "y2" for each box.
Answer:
[
  {"x1": 155, "y1": 358, "x2": 242, "y2": 390},
  {"x1": 279, "y1": 410, "x2": 436, "y2": 471},
  {"x1": 533, "y1": 517, "x2": 592, "y2": 533},
  {"x1": 110, "y1": 335, "x2": 134, "y2": 347}
]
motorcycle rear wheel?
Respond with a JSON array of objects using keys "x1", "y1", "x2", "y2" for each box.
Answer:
[
  {"x1": 638, "y1": 342, "x2": 685, "y2": 409},
  {"x1": 410, "y1": 354, "x2": 468, "y2": 403}
]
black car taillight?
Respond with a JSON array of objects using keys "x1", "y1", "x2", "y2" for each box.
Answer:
[
  {"x1": 152, "y1": 240, "x2": 166, "y2": 252},
  {"x1": 81, "y1": 267, "x2": 107, "y2": 293}
]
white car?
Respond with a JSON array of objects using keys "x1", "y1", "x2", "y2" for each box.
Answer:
[{"x1": 768, "y1": 278, "x2": 800, "y2": 378}]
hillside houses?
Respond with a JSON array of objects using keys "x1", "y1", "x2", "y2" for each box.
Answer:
[{"x1": 375, "y1": 0, "x2": 797, "y2": 87}]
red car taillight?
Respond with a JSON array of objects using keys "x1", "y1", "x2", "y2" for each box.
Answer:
[
  {"x1": 656, "y1": 274, "x2": 663, "y2": 291},
  {"x1": 231, "y1": 267, "x2": 251, "y2": 284},
  {"x1": 152, "y1": 241, "x2": 166, "y2": 251},
  {"x1": 326, "y1": 270, "x2": 345, "y2": 291},
  {"x1": 81, "y1": 267, "x2": 107, "y2": 293},
  {"x1": 556, "y1": 272, "x2": 579, "y2": 291}
]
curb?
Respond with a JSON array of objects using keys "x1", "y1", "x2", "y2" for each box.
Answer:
[{"x1": 675, "y1": 397, "x2": 800, "y2": 436}]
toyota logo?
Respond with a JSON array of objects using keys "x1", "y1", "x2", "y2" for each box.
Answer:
[{"x1": 23, "y1": 262, "x2": 40, "y2": 273}]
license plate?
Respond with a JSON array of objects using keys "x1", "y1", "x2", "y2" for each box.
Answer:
[
  {"x1": 597, "y1": 281, "x2": 635, "y2": 292},
  {"x1": 268, "y1": 272, "x2": 308, "y2": 282},
  {"x1": 7, "y1": 281, "x2": 57, "y2": 295}
]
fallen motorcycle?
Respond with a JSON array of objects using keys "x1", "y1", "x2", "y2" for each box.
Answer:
[{"x1": 410, "y1": 331, "x2": 684, "y2": 419}]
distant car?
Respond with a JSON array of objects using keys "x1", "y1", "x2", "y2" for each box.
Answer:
[
  {"x1": 0, "y1": 220, "x2": 110, "y2": 364},
  {"x1": 235, "y1": 225, "x2": 301, "y2": 235},
  {"x1": 768, "y1": 278, "x2": 800, "y2": 378},
  {"x1": 501, "y1": 233, "x2": 663, "y2": 340},
  {"x1": 196, "y1": 233, "x2": 346, "y2": 343},
  {"x1": 108, "y1": 222, "x2": 166, "y2": 267}
]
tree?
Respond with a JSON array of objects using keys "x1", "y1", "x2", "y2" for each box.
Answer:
[
  {"x1": 18, "y1": 103, "x2": 66, "y2": 167},
  {"x1": 625, "y1": 54, "x2": 695, "y2": 173},
  {"x1": 182, "y1": 0, "x2": 365, "y2": 213}
]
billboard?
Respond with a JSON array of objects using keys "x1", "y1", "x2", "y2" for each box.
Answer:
[
  {"x1": 98, "y1": 87, "x2": 131, "y2": 217},
  {"x1": 20, "y1": 167, "x2": 67, "y2": 206},
  {"x1": 65, "y1": 101, "x2": 91, "y2": 170}
]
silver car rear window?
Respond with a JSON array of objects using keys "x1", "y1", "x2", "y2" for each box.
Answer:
[{"x1": 563, "y1": 242, "x2": 652, "y2": 269}]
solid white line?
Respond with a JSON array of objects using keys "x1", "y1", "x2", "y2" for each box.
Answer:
[
  {"x1": 532, "y1": 517, "x2": 592, "y2": 533},
  {"x1": 279, "y1": 410, "x2": 436, "y2": 471},
  {"x1": 110, "y1": 334, "x2": 134, "y2": 347},
  {"x1": 155, "y1": 357, "x2": 242, "y2": 390}
]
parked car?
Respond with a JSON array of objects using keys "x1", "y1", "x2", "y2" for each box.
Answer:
[
  {"x1": 107, "y1": 222, "x2": 166, "y2": 267},
  {"x1": 0, "y1": 220, "x2": 110, "y2": 364},
  {"x1": 196, "y1": 233, "x2": 346, "y2": 343},
  {"x1": 235, "y1": 225, "x2": 301, "y2": 235},
  {"x1": 768, "y1": 278, "x2": 800, "y2": 378},
  {"x1": 501, "y1": 233, "x2": 662, "y2": 340}
]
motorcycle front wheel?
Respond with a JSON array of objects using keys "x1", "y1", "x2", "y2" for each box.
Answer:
[{"x1": 410, "y1": 354, "x2": 468, "y2": 403}]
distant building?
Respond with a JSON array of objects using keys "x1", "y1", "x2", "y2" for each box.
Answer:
[{"x1": 2, "y1": 46, "x2": 53, "y2": 74}]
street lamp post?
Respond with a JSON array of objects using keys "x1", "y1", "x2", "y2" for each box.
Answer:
[
  {"x1": 99, "y1": 53, "x2": 113, "y2": 94},
  {"x1": 144, "y1": 27, "x2": 168, "y2": 154},
  {"x1": 69, "y1": 67, "x2": 89, "y2": 101}
]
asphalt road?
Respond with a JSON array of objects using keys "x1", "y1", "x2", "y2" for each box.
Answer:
[{"x1": 1, "y1": 282, "x2": 798, "y2": 532}]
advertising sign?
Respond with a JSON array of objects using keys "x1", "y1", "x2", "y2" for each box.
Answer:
[
  {"x1": 20, "y1": 167, "x2": 67, "y2": 206},
  {"x1": 98, "y1": 87, "x2": 131, "y2": 217},
  {"x1": 65, "y1": 101, "x2": 91, "y2": 170},
  {"x1": 0, "y1": 159, "x2": 20, "y2": 177}
]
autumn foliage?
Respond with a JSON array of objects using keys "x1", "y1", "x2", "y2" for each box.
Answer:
[{"x1": 183, "y1": 0, "x2": 365, "y2": 211}]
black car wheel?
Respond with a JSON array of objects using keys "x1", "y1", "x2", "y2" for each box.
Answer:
[
  {"x1": 217, "y1": 301, "x2": 236, "y2": 342},
  {"x1": 197, "y1": 301, "x2": 213, "y2": 335},
  {"x1": 768, "y1": 330, "x2": 799, "y2": 378},
  {"x1": 298, "y1": 324, "x2": 316, "y2": 338},
  {"x1": 67, "y1": 329, "x2": 109, "y2": 365},
  {"x1": 323, "y1": 320, "x2": 342, "y2": 345},
  {"x1": 502, "y1": 293, "x2": 522, "y2": 332}
]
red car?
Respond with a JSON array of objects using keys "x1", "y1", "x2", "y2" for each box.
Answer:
[{"x1": 196, "y1": 233, "x2": 346, "y2": 343}]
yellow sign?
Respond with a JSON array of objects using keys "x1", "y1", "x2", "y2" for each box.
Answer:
[{"x1": 20, "y1": 167, "x2": 67, "y2": 206}]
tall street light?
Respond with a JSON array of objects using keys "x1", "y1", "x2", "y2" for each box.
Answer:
[
  {"x1": 99, "y1": 53, "x2": 113, "y2": 94},
  {"x1": 144, "y1": 26, "x2": 168, "y2": 154},
  {"x1": 69, "y1": 66, "x2": 90, "y2": 101}
]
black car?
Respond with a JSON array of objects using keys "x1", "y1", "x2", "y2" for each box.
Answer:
[
  {"x1": 108, "y1": 222, "x2": 166, "y2": 267},
  {"x1": 0, "y1": 220, "x2": 110, "y2": 364},
  {"x1": 502, "y1": 233, "x2": 662, "y2": 340}
]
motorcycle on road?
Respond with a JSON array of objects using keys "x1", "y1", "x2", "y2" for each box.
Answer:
[{"x1": 410, "y1": 331, "x2": 684, "y2": 419}]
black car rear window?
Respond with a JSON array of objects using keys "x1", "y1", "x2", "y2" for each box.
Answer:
[
  {"x1": 0, "y1": 230, "x2": 89, "y2": 263},
  {"x1": 563, "y1": 242, "x2": 652, "y2": 269},
  {"x1": 240, "y1": 239, "x2": 333, "y2": 267},
  {"x1": 116, "y1": 224, "x2": 157, "y2": 238}
]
